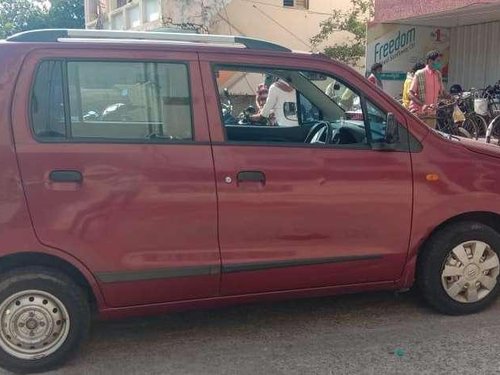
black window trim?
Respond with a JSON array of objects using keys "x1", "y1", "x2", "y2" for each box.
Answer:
[
  {"x1": 211, "y1": 63, "x2": 414, "y2": 151},
  {"x1": 29, "y1": 57, "x2": 196, "y2": 145}
]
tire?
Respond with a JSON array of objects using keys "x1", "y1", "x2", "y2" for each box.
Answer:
[
  {"x1": 460, "y1": 118, "x2": 479, "y2": 139},
  {"x1": 486, "y1": 115, "x2": 500, "y2": 144},
  {"x1": 471, "y1": 113, "x2": 488, "y2": 136},
  {"x1": 457, "y1": 125, "x2": 473, "y2": 139},
  {"x1": 417, "y1": 222, "x2": 500, "y2": 315},
  {"x1": 0, "y1": 267, "x2": 90, "y2": 374}
]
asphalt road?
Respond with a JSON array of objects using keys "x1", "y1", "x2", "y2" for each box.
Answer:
[{"x1": 5, "y1": 290, "x2": 500, "y2": 375}]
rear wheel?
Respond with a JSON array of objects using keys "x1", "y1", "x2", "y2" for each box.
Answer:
[
  {"x1": 0, "y1": 267, "x2": 90, "y2": 374},
  {"x1": 418, "y1": 222, "x2": 500, "y2": 315},
  {"x1": 436, "y1": 117, "x2": 455, "y2": 135}
]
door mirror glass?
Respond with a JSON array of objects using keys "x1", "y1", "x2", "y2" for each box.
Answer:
[{"x1": 385, "y1": 112, "x2": 399, "y2": 144}]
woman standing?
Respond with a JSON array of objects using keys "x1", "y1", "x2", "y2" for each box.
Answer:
[{"x1": 402, "y1": 62, "x2": 425, "y2": 108}]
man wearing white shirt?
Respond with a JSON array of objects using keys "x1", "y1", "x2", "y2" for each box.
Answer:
[{"x1": 253, "y1": 79, "x2": 298, "y2": 127}]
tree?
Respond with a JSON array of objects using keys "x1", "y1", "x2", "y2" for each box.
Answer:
[
  {"x1": 0, "y1": 0, "x2": 47, "y2": 39},
  {"x1": 311, "y1": 0, "x2": 374, "y2": 65},
  {"x1": 0, "y1": 0, "x2": 84, "y2": 39},
  {"x1": 47, "y1": 0, "x2": 85, "y2": 30}
]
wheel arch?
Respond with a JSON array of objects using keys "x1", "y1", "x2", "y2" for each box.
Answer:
[
  {"x1": 0, "y1": 251, "x2": 104, "y2": 314},
  {"x1": 424, "y1": 211, "x2": 500, "y2": 240},
  {"x1": 398, "y1": 211, "x2": 500, "y2": 289}
]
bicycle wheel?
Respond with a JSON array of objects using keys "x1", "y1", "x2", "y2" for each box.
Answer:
[
  {"x1": 470, "y1": 113, "x2": 488, "y2": 136},
  {"x1": 437, "y1": 117, "x2": 455, "y2": 136},
  {"x1": 460, "y1": 118, "x2": 479, "y2": 139},
  {"x1": 486, "y1": 115, "x2": 500, "y2": 144}
]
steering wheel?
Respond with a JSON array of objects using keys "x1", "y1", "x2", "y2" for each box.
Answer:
[
  {"x1": 304, "y1": 121, "x2": 333, "y2": 144},
  {"x1": 331, "y1": 127, "x2": 359, "y2": 145}
]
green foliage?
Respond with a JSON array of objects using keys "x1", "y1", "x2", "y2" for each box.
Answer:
[
  {"x1": 47, "y1": 0, "x2": 85, "y2": 30},
  {"x1": 311, "y1": 0, "x2": 374, "y2": 65},
  {"x1": 0, "y1": 0, "x2": 84, "y2": 39},
  {"x1": 0, "y1": 0, "x2": 47, "y2": 39}
]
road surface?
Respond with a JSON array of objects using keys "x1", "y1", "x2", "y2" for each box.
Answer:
[{"x1": 5, "y1": 290, "x2": 500, "y2": 374}]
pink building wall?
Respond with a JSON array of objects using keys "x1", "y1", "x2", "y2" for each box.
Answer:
[{"x1": 374, "y1": 0, "x2": 500, "y2": 22}]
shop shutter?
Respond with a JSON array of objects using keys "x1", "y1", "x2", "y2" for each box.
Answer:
[{"x1": 449, "y1": 21, "x2": 500, "y2": 90}]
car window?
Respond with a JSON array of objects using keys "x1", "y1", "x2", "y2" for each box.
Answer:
[
  {"x1": 31, "y1": 60, "x2": 193, "y2": 142},
  {"x1": 31, "y1": 61, "x2": 66, "y2": 139},
  {"x1": 214, "y1": 66, "x2": 367, "y2": 147}
]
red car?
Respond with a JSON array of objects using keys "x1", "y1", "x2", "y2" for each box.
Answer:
[{"x1": 1, "y1": 29, "x2": 500, "y2": 373}]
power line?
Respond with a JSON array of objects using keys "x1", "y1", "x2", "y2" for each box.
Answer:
[
  {"x1": 214, "y1": 7, "x2": 247, "y2": 35},
  {"x1": 223, "y1": 1, "x2": 234, "y2": 35},
  {"x1": 251, "y1": 4, "x2": 311, "y2": 49},
  {"x1": 240, "y1": 0, "x2": 335, "y2": 16}
]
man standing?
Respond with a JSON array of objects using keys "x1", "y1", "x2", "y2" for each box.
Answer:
[
  {"x1": 409, "y1": 50, "x2": 446, "y2": 113},
  {"x1": 252, "y1": 78, "x2": 298, "y2": 127},
  {"x1": 367, "y1": 63, "x2": 384, "y2": 90}
]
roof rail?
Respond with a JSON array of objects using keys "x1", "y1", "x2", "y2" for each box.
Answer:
[{"x1": 6, "y1": 29, "x2": 291, "y2": 52}]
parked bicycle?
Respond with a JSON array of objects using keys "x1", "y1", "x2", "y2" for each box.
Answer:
[
  {"x1": 449, "y1": 85, "x2": 488, "y2": 138},
  {"x1": 471, "y1": 85, "x2": 500, "y2": 143},
  {"x1": 435, "y1": 99, "x2": 480, "y2": 139}
]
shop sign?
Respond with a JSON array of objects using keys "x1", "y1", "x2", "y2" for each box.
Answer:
[{"x1": 366, "y1": 23, "x2": 450, "y2": 97}]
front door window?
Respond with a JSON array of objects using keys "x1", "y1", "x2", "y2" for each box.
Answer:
[{"x1": 213, "y1": 66, "x2": 399, "y2": 148}]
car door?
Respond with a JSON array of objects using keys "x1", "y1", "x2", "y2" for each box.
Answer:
[
  {"x1": 12, "y1": 48, "x2": 220, "y2": 307},
  {"x1": 199, "y1": 53, "x2": 413, "y2": 296}
]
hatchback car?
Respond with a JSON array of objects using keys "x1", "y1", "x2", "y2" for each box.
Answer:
[{"x1": 0, "y1": 29, "x2": 500, "y2": 373}]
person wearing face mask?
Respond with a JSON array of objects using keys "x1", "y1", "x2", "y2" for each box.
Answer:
[
  {"x1": 367, "y1": 63, "x2": 383, "y2": 90},
  {"x1": 408, "y1": 50, "x2": 448, "y2": 114}
]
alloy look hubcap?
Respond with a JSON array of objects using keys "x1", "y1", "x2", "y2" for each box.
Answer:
[
  {"x1": 0, "y1": 290, "x2": 70, "y2": 360},
  {"x1": 441, "y1": 241, "x2": 500, "y2": 303}
]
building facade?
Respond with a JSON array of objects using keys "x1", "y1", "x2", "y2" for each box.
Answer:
[{"x1": 84, "y1": 0, "x2": 352, "y2": 51}]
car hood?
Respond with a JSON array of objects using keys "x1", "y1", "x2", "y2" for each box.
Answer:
[{"x1": 460, "y1": 138, "x2": 500, "y2": 159}]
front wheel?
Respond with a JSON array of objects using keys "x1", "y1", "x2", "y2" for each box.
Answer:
[
  {"x1": 418, "y1": 222, "x2": 500, "y2": 315},
  {"x1": 0, "y1": 267, "x2": 90, "y2": 374},
  {"x1": 486, "y1": 115, "x2": 500, "y2": 145},
  {"x1": 460, "y1": 118, "x2": 479, "y2": 139}
]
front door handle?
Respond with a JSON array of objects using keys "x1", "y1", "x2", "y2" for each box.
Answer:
[
  {"x1": 49, "y1": 170, "x2": 83, "y2": 183},
  {"x1": 237, "y1": 171, "x2": 266, "y2": 184}
]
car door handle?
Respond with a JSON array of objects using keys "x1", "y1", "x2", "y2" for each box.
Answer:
[
  {"x1": 237, "y1": 171, "x2": 266, "y2": 184},
  {"x1": 49, "y1": 170, "x2": 83, "y2": 183}
]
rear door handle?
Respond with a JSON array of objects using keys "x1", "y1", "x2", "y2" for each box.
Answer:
[
  {"x1": 237, "y1": 171, "x2": 266, "y2": 184},
  {"x1": 49, "y1": 170, "x2": 83, "y2": 183}
]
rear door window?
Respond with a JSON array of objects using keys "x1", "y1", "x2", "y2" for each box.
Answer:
[
  {"x1": 31, "y1": 60, "x2": 193, "y2": 142},
  {"x1": 31, "y1": 60, "x2": 66, "y2": 139}
]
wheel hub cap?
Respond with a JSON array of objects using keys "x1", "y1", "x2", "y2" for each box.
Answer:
[
  {"x1": 441, "y1": 241, "x2": 500, "y2": 303},
  {"x1": 0, "y1": 290, "x2": 70, "y2": 360},
  {"x1": 464, "y1": 264, "x2": 480, "y2": 280}
]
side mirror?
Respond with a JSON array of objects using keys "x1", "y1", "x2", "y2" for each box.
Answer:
[
  {"x1": 223, "y1": 88, "x2": 230, "y2": 99},
  {"x1": 385, "y1": 112, "x2": 399, "y2": 142},
  {"x1": 372, "y1": 112, "x2": 399, "y2": 151}
]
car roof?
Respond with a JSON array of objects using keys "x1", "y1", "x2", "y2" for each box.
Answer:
[{"x1": 6, "y1": 29, "x2": 293, "y2": 53}]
